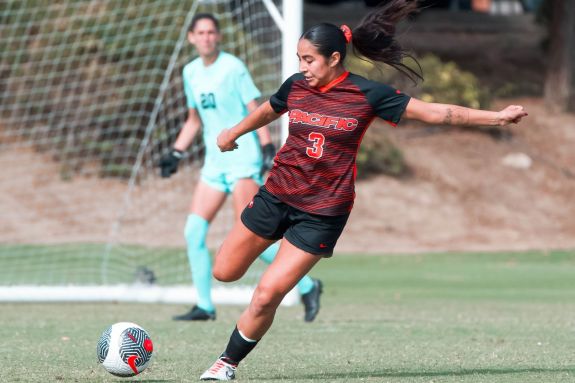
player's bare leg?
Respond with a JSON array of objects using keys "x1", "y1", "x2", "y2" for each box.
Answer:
[
  {"x1": 201, "y1": 240, "x2": 321, "y2": 380},
  {"x1": 230, "y1": 178, "x2": 323, "y2": 322},
  {"x1": 210, "y1": 177, "x2": 274, "y2": 281},
  {"x1": 237, "y1": 239, "x2": 321, "y2": 339},
  {"x1": 212, "y1": 219, "x2": 275, "y2": 282}
]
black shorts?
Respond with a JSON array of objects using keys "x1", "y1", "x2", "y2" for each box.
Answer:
[{"x1": 241, "y1": 186, "x2": 350, "y2": 257}]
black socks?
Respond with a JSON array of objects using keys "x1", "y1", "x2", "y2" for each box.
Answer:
[{"x1": 220, "y1": 326, "x2": 259, "y2": 365}]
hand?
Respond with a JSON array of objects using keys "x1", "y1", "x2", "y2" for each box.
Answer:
[
  {"x1": 498, "y1": 105, "x2": 528, "y2": 126},
  {"x1": 159, "y1": 149, "x2": 183, "y2": 178},
  {"x1": 261, "y1": 142, "x2": 276, "y2": 176},
  {"x1": 217, "y1": 128, "x2": 239, "y2": 152}
]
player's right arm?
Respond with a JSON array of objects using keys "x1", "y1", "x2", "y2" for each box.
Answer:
[
  {"x1": 217, "y1": 101, "x2": 279, "y2": 152},
  {"x1": 159, "y1": 108, "x2": 202, "y2": 177}
]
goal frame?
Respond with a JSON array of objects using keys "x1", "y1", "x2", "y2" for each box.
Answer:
[{"x1": 0, "y1": 0, "x2": 302, "y2": 306}]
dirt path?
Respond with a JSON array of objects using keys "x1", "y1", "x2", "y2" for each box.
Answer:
[
  {"x1": 340, "y1": 98, "x2": 575, "y2": 253},
  {"x1": 2, "y1": 98, "x2": 574, "y2": 253}
]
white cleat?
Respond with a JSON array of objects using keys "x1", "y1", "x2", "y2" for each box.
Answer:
[{"x1": 200, "y1": 358, "x2": 237, "y2": 381}]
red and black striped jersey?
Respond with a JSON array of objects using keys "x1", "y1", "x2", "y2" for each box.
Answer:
[{"x1": 266, "y1": 71, "x2": 410, "y2": 216}]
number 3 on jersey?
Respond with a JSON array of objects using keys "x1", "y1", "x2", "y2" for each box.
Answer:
[{"x1": 306, "y1": 132, "x2": 325, "y2": 158}]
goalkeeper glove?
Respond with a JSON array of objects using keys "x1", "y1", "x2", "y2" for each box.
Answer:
[
  {"x1": 261, "y1": 143, "x2": 276, "y2": 176},
  {"x1": 159, "y1": 149, "x2": 184, "y2": 178}
]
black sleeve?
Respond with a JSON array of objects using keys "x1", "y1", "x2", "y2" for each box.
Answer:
[
  {"x1": 349, "y1": 74, "x2": 411, "y2": 126},
  {"x1": 269, "y1": 73, "x2": 301, "y2": 114},
  {"x1": 369, "y1": 84, "x2": 411, "y2": 126}
]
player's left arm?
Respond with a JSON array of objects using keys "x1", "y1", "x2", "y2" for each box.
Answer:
[
  {"x1": 404, "y1": 98, "x2": 528, "y2": 127},
  {"x1": 218, "y1": 101, "x2": 280, "y2": 152}
]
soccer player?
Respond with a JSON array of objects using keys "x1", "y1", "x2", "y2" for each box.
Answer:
[
  {"x1": 198, "y1": 0, "x2": 528, "y2": 380},
  {"x1": 159, "y1": 13, "x2": 322, "y2": 323}
]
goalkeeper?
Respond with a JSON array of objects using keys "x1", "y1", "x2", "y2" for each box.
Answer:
[{"x1": 159, "y1": 13, "x2": 322, "y2": 322}]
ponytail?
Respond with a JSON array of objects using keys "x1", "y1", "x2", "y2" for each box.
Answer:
[
  {"x1": 351, "y1": 0, "x2": 422, "y2": 83},
  {"x1": 300, "y1": 0, "x2": 422, "y2": 83}
]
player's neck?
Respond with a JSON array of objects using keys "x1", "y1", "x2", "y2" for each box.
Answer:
[
  {"x1": 318, "y1": 67, "x2": 347, "y2": 88},
  {"x1": 328, "y1": 67, "x2": 347, "y2": 82},
  {"x1": 201, "y1": 50, "x2": 220, "y2": 67}
]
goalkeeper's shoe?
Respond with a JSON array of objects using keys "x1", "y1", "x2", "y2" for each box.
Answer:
[
  {"x1": 172, "y1": 305, "x2": 216, "y2": 321},
  {"x1": 301, "y1": 278, "x2": 323, "y2": 322},
  {"x1": 200, "y1": 358, "x2": 237, "y2": 381}
]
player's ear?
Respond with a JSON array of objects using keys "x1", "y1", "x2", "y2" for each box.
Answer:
[{"x1": 328, "y1": 51, "x2": 341, "y2": 68}]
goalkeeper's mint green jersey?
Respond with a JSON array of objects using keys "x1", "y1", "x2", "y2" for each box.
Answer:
[{"x1": 182, "y1": 51, "x2": 262, "y2": 174}]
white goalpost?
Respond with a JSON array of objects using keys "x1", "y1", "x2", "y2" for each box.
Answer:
[{"x1": 0, "y1": 0, "x2": 302, "y2": 304}]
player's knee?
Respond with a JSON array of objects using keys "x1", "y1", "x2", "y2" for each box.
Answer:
[
  {"x1": 250, "y1": 284, "x2": 284, "y2": 316},
  {"x1": 212, "y1": 261, "x2": 243, "y2": 282},
  {"x1": 184, "y1": 214, "x2": 209, "y2": 248},
  {"x1": 212, "y1": 268, "x2": 241, "y2": 282},
  {"x1": 212, "y1": 246, "x2": 248, "y2": 282}
]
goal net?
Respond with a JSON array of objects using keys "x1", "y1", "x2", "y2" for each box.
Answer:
[{"x1": 0, "y1": 0, "x2": 298, "y2": 304}]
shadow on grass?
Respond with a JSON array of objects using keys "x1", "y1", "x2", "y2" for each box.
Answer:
[{"x1": 265, "y1": 366, "x2": 575, "y2": 380}]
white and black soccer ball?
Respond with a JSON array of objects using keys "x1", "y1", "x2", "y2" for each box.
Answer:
[{"x1": 97, "y1": 322, "x2": 154, "y2": 377}]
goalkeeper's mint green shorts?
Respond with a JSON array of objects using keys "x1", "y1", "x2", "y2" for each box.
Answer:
[{"x1": 200, "y1": 168, "x2": 263, "y2": 194}]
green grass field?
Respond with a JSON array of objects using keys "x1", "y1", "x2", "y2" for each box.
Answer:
[{"x1": 1, "y1": 250, "x2": 574, "y2": 382}]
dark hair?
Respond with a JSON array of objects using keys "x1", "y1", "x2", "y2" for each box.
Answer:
[
  {"x1": 189, "y1": 13, "x2": 220, "y2": 33},
  {"x1": 301, "y1": 0, "x2": 422, "y2": 83},
  {"x1": 301, "y1": 23, "x2": 348, "y2": 62}
]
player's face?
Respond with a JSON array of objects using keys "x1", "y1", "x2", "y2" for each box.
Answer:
[
  {"x1": 297, "y1": 38, "x2": 341, "y2": 88},
  {"x1": 188, "y1": 19, "x2": 221, "y2": 58}
]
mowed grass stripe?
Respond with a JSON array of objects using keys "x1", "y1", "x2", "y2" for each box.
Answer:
[{"x1": 0, "y1": 250, "x2": 573, "y2": 382}]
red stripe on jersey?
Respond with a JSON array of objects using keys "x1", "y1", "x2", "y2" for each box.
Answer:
[{"x1": 265, "y1": 73, "x2": 408, "y2": 216}]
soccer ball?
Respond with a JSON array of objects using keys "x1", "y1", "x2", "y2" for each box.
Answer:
[{"x1": 97, "y1": 322, "x2": 154, "y2": 377}]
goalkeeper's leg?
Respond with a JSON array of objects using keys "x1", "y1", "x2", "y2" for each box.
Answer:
[
  {"x1": 173, "y1": 180, "x2": 226, "y2": 321},
  {"x1": 183, "y1": 215, "x2": 214, "y2": 315}
]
